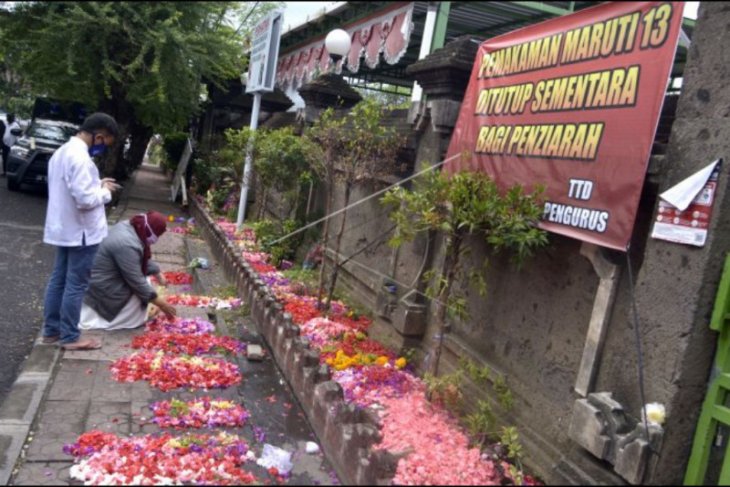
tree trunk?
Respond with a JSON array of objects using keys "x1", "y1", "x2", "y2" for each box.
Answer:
[
  {"x1": 128, "y1": 119, "x2": 153, "y2": 170},
  {"x1": 257, "y1": 187, "x2": 268, "y2": 220},
  {"x1": 317, "y1": 172, "x2": 335, "y2": 308},
  {"x1": 430, "y1": 232, "x2": 463, "y2": 378},
  {"x1": 96, "y1": 88, "x2": 147, "y2": 181},
  {"x1": 289, "y1": 183, "x2": 301, "y2": 220},
  {"x1": 324, "y1": 181, "x2": 352, "y2": 313},
  {"x1": 97, "y1": 92, "x2": 129, "y2": 179},
  {"x1": 305, "y1": 180, "x2": 314, "y2": 217}
]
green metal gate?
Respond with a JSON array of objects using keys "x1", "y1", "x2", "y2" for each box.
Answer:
[{"x1": 685, "y1": 255, "x2": 730, "y2": 485}]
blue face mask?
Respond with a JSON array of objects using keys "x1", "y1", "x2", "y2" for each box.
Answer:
[{"x1": 88, "y1": 133, "x2": 107, "y2": 157}]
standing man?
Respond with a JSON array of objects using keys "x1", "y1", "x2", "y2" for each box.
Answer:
[
  {"x1": 0, "y1": 116, "x2": 6, "y2": 176},
  {"x1": 2, "y1": 113, "x2": 20, "y2": 175},
  {"x1": 42, "y1": 112, "x2": 121, "y2": 350}
]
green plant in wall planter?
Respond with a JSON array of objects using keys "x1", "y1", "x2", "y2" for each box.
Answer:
[
  {"x1": 253, "y1": 127, "x2": 314, "y2": 220},
  {"x1": 381, "y1": 168, "x2": 549, "y2": 377},
  {"x1": 251, "y1": 218, "x2": 303, "y2": 266},
  {"x1": 424, "y1": 356, "x2": 529, "y2": 481}
]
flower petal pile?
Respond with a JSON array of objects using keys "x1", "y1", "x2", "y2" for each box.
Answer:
[
  {"x1": 299, "y1": 317, "x2": 350, "y2": 347},
  {"x1": 149, "y1": 397, "x2": 250, "y2": 429},
  {"x1": 334, "y1": 367, "x2": 423, "y2": 408},
  {"x1": 132, "y1": 331, "x2": 245, "y2": 355},
  {"x1": 64, "y1": 430, "x2": 257, "y2": 485},
  {"x1": 166, "y1": 293, "x2": 243, "y2": 309},
  {"x1": 110, "y1": 350, "x2": 242, "y2": 392},
  {"x1": 162, "y1": 271, "x2": 194, "y2": 285},
  {"x1": 170, "y1": 225, "x2": 190, "y2": 234},
  {"x1": 146, "y1": 316, "x2": 216, "y2": 335},
  {"x1": 376, "y1": 392, "x2": 501, "y2": 486}
]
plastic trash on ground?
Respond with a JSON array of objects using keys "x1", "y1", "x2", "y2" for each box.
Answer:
[
  {"x1": 256, "y1": 444, "x2": 294, "y2": 474},
  {"x1": 188, "y1": 257, "x2": 209, "y2": 269}
]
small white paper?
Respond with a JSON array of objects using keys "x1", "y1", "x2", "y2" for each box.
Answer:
[
  {"x1": 256, "y1": 444, "x2": 294, "y2": 474},
  {"x1": 305, "y1": 441, "x2": 320, "y2": 454},
  {"x1": 659, "y1": 159, "x2": 720, "y2": 211}
]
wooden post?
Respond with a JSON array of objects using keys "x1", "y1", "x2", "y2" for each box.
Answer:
[{"x1": 574, "y1": 242, "x2": 622, "y2": 397}]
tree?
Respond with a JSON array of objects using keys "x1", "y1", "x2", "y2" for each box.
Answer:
[
  {"x1": 381, "y1": 169, "x2": 549, "y2": 377},
  {"x1": 0, "y1": 1, "x2": 278, "y2": 178},
  {"x1": 253, "y1": 126, "x2": 313, "y2": 220},
  {"x1": 305, "y1": 98, "x2": 403, "y2": 311}
]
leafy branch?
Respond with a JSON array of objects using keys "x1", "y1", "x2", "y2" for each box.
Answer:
[{"x1": 381, "y1": 169, "x2": 549, "y2": 377}]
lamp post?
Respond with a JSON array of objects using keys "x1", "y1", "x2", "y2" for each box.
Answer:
[{"x1": 325, "y1": 28, "x2": 351, "y2": 69}]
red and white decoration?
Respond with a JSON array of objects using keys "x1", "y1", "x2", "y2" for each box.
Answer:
[{"x1": 276, "y1": 2, "x2": 414, "y2": 92}]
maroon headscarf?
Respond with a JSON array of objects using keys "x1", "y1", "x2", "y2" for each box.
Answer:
[{"x1": 130, "y1": 211, "x2": 167, "y2": 274}]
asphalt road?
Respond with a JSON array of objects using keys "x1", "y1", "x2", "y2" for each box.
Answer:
[{"x1": 0, "y1": 180, "x2": 55, "y2": 404}]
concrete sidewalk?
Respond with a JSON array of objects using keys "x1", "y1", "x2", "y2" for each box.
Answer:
[{"x1": 0, "y1": 164, "x2": 336, "y2": 485}]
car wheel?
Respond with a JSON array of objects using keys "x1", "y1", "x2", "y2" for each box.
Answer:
[{"x1": 7, "y1": 177, "x2": 19, "y2": 191}]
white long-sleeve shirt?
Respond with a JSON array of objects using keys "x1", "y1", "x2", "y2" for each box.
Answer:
[
  {"x1": 43, "y1": 136, "x2": 112, "y2": 247},
  {"x1": 3, "y1": 121, "x2": 20, "y2": 147}
]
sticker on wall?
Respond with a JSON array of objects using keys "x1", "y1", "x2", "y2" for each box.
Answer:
[{"x1": 651, "y1": 158, "x2": 723, "y2": 247}]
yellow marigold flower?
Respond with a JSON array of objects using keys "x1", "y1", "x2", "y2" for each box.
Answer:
[
  {"x1": 395, "y1": 357, "x2": 407, "y2": 369},
  {"x1": 375, "y1": 356, "x2": 389, "y2": 366},
  {"x1": 167, "y1": 439, "x2": 182, "y2": 448}
]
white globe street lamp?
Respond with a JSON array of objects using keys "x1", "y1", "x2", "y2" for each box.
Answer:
[{"x1": 325, "y1": 28, "x2": 351, "y2": 66}]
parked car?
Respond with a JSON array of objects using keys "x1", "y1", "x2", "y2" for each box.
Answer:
[{"x1": 6, "y1": 119, "x2": 79, "y2": 191}]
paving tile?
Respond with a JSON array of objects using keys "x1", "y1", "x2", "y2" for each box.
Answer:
[
  {"x1": 46, "y1": 362, "x2": 97, "y2": 402},
  {"x1": 11, "y1": 460, "x2": 73, "y2": 486},
  {"x1": 158, "y1": 262, "x2": 190, "y2": 273},
  {"x1": 151, "y1": 254, "x2": 187, "y2": 267},
  {"x1": 129, "y1": 402, "x2": 161, "y2": 435},
  {"x1": 176, "y1": 306, "x2": 212, "y2": 320},
  {"x1": 25, "y1": 401, "x2": 88, "y2": 462},
  {"x1": 90, "y1": 364, "x2": 131, "y2": 403},
  {"x1": 85, "y1": 402, "x2": 131, "y2": 436},
  {"x1": 152, "y1": 232, "x2": 186, "y2": 256},
  {"x1": 129, "y1": 382, "x2": 156, "y2": 403}
]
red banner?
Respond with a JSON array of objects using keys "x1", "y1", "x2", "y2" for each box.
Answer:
[{"x1": 445, "y1": 2, "x2": 684, "y2": 250}]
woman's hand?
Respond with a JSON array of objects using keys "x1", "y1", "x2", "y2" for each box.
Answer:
[{"x1": 152, "y1": 296, "x2": 177, "y2": 319}]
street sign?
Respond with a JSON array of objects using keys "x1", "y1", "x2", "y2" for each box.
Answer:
[
  {"x1": 238, "y1": 9, "x2": 284, "y2": 228},
  {"x1": 246, "y1": 10, "x2": 284, "y2": 94}
]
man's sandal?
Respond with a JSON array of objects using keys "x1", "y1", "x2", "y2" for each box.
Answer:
[{"x1": 41, "y1": 336, "x2": 60, "y2": 344}]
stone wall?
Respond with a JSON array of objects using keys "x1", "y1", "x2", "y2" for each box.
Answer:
[{"x1": 250, "y1": 3, "x2": 729, "y2": 484}]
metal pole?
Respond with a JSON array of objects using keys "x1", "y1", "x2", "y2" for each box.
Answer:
[{"x1": 236, "y1": 91, "x2": 262, "y2": 230}]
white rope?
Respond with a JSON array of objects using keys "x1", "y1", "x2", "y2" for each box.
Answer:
[
  {"x1": 322, "y1": 246, "x2": 453, "y2": 313},
  {"x1": 266, "y1": 153, "x2": 460, "y2": 246}
]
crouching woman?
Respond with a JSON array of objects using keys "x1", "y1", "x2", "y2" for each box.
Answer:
[{"x1": 80, "y1": 211, "x2": 177, "y2": 330}]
